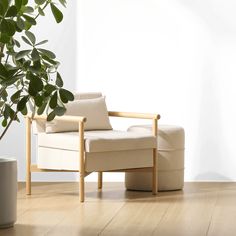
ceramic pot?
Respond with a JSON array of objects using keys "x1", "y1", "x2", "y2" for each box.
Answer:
[{"x1": 0, "y1": 158, "x2": 17, "y2": 228}]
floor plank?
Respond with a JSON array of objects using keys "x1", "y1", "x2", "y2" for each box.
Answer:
[
  {"x1": 152, "y1": 183, "x2": 220, "y2": 236},
  {"x1": 207, "y1": 183, "x2": 236, "y2": 236},
  {"x1": 99, "y1": 199, "x2": 171, "y2": 236},
  {"x1": 1, "y1": 182, "x2": 236, "y2": 236}
]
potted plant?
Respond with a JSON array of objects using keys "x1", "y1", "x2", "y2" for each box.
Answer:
[{"x1": 0, "y1": 0, "x2": 74, "y2": 228}]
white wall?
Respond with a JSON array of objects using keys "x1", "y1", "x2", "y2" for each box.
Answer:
[
  {"x1": 1, "y1": 0, "x2": 236, "y2": 182},
  {"x1": 77, "y1": 0, "x2": 236, "y2": 181},
  {"x1": 0, "y1": 0, "x2": 78, "y2": 181}
]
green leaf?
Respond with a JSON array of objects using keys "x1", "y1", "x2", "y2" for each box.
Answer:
[
  {"x1": 49, "y1": 92, "x2": 57, "y2": 109},
  {"x1": 37, "y1": 101, "x2": 47, "y2": 115},
  {"x1": 6, "y1": 51, "x2": 16, "y2": 56},
  {"x1": 42, "y1": 73, "x2": 49, "y2": 81},
  {"x1": 13, "y1": 39, "x2": 21, "y2": 47},
  {"x1": 25, "y1": 31, "x2": 36, "y2": 45},
  {"x1": 23, "y1": 60, "x2": 31, "y2": 69},
  {"x1": 47, "y1": 111, "x2": 55, "y2": 121},
  {"x1": 28, "y1": 73, "x2": 44, "y2": 96},
  {"x1": 24, "y1": 21, "x2": 32, "y2": 31},
  {"x1": 0, "y1": 19, "x2": 9, "y2": 34},
  {"x1": 54, "y1": 106, "x2": 66, "y2": 116},
  {"x1": 56, "y1": 72, "x2": 63, "y2": 87},
  {"x1": 0, "y1": 33, "x2": 10, "y2": 43},
  {"x1": 38, "y1": 48, "x2": 56, "y2": 59},
  {"x1": 35, "y1": 0, "x2": 47, "y2": 5},
  {"x1": 16, "y1": 16, "x2": 25, "y2": 30},
  {"x1": 35, "y1": 40, "x2": 48, "y2": 46},
  {"x1": 15, "y1": 0, "x2": 22, "y2": 11},
  {"x1": 59, "y1": 0, "x2": 67, "y2": 8},
  {"x1": 0, "y1": 19, "x2": 16, "y2": 36},
  {"x1": 59, "y1": 89, "x2": 74, "y2": 102},
  {"x1": 41, "y1": 55, "x2": 58, "y2": 65},
  {"x1": 11, "y1": 90, "x2": 21, "y2": 103},
  {"x1": 50, "y1": 3, "x2": 63, "y2": 23},
  {"x1": 9, "y1": 108, "x2": 16, "y2": 120},
  {"x1": 15, "y1": 50, "x2": 31, "y2": 60},
  {"x1": 0, "y1": 0, "x2": 9, "y2": 15},
  {"x1": 0, "y1": 4, "x2": 4, "y2": 16},
  {"x1": 6, "y1": 5, "x2": 17, "y2": 17},
  {"x1": 44, "y1": 84, "x2": 56, "y2": 95},
  {"x1": 0, "y1": 63, "x2": 9, "y2": 78},
  {"x1": 17, "y1": 96, "x2": 28, "y2": 111},
  {"x1": 23, "y1": 6, "x2": 34, "y2": 13},
  {"x1": 21, "y1": 105, "x2": 27, "y2": 115},
  {"x1": 59, "y1": 89, "x2": 68, "y2": 103},
  {"x1": 23, "y1": 15, "x2": 36, "y2": 26},
  {"x1": 31, "y1": 48, "x2": 40, "y2": 61},
  {"x1": 3, "y1": 77, "x2": 19, "y2": 86},
  {"x1": 22, "y1": 0, "x2": 28, "y2": 5},
  {"x1": 2, "y1": 119, "x2": 7, "y2": 127},
  {"x1": 3, "y1": 105, "x2": 10, "y2": 119},
  {"x1": 0, "y1": 89, "x2": 8, "y2": 101},
  {"x1": 7, "y1": 66, "x2": 20, "y2": 77},
  {"x1": 34, "y1": 94, "x2": 43, "y2": 107},
  {"x1": 38, "y1": 7, "x2": 45, "y2": 16},
  {"x1": 5, "y1": 19, "x2": 16, "y2": 36},
  {"x1": 22, "y1": 35, "x2": 32, "y2": 46},
  {"x1": 29, "y1": 60, "x2": 41, "y2": 72}
]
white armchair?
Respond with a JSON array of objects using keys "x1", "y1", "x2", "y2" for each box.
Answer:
[{"x1": 25, "y1": 93, "x2": 160, "y2": 202}]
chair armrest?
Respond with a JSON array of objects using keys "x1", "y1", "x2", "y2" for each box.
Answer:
[
  {"x1": 108, "y1": 111, "x2": 160, "y2": 120},
  {"x1": 27, "y1": 114, "x2": 87, "y2": 123}
]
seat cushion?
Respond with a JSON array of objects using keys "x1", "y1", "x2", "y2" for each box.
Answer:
[
  {"x1": 37, "y1": 147, "x2": 153, "y2": 171},
  {"x1": 38, "y1": 130, "x2": 157, "y2": 153}
]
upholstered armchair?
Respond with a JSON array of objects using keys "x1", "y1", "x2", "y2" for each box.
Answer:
[{"x1": 25, "y1": 93, "x2": 160, "y2": 202}]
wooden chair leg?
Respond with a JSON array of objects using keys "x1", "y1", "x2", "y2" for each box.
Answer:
[
  {"x1": 98, "y1": 172, "x2": 103, "y2": 189},
  {"x1": 152, "y1": 118, "x2": 158, "y2": 195},
  {"x1": 79, "y1": 121, "x2": 85, "y2": 202},
  {"x1": 79, "y1": 174, "x2": 85, "y2": 202},
  {"x1": 26, "y1": 117, "x2": 31, "y2": 195},
  {"x1": 152, "y1": 148, "x2": 158, "y2": 195}
]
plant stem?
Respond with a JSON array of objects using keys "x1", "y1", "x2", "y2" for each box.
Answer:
[
  {"x1": 34, "y1": 1, "x2": 50, "y2": 20},
  {"x1": 0, "y1": 43, "x2": 5, "y2": 63},
  {"x1": 0, "y1": 111, "x2": 18, "y2": 141},
  {"x1": 5, "y1": 54, "x2": 9, "y2": 65}
]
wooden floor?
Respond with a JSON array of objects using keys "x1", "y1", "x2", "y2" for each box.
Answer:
[{"x1": 1, "y1": 182, "x2": 236, "y2": 236}]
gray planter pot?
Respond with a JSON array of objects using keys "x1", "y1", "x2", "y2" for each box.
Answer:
[{"x1": 0, "y1": 158, "x2": 17, "y2": 228}]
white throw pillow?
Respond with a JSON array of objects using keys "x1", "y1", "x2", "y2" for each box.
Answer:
[{"x1": 46, "y1": 96, "x2": 112, "y2": 133}]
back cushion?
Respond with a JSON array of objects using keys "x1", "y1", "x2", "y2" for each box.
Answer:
[
  {"x1": 32, "y1": 92, "x2": 103, "y2": 134},
  {"x1": 74, "y1": 92, "x2": 102, "y2": 100},
  {"x1": 45, "y1": 96, "x2": 112, "y2": 133}
]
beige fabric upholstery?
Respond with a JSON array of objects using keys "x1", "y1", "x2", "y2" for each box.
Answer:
[
  {"x1": 125, "y1": 124, "x2": 185, "y2": 191},
  {"x1": 38, "y1": 130, "x2": 157, "y2": 153},
  {"x1": 125, "y1": 171, "x2": 184, "y2": 191},
  {"x1": 74, "y1": 92, "x2": 102, "y2": 100},
  {"x1": 37, "y1": 147, "x2": 153, "y2": 172},
  {"x1": 128, "y1": 124, "x2": 185, "y2": 150},
  {"x1": 33, "y1": 92, "x2": 103, "y2": 134},
  {"x1": 46, "y1": 97, "x2": 112, "y2": 133},
  {"x1": 32, "y1": 119, "x2": 45, "y2": 134}
]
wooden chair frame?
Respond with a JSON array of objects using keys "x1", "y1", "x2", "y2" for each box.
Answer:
[{"x1": 26, "y1": 111, "x2": 160, "y2": 202}]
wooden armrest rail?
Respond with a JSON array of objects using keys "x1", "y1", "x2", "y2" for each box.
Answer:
[
  {"x1": 26, "y1": 114, "x2": 86, "y2": 123},
  {"x1": 108, "y1": 111, "x2": 160, "y2": 120}
]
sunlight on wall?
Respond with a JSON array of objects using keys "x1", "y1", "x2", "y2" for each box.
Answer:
[{"x1": 77, "y1": 0, "x2": 236, "y2": 181}]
